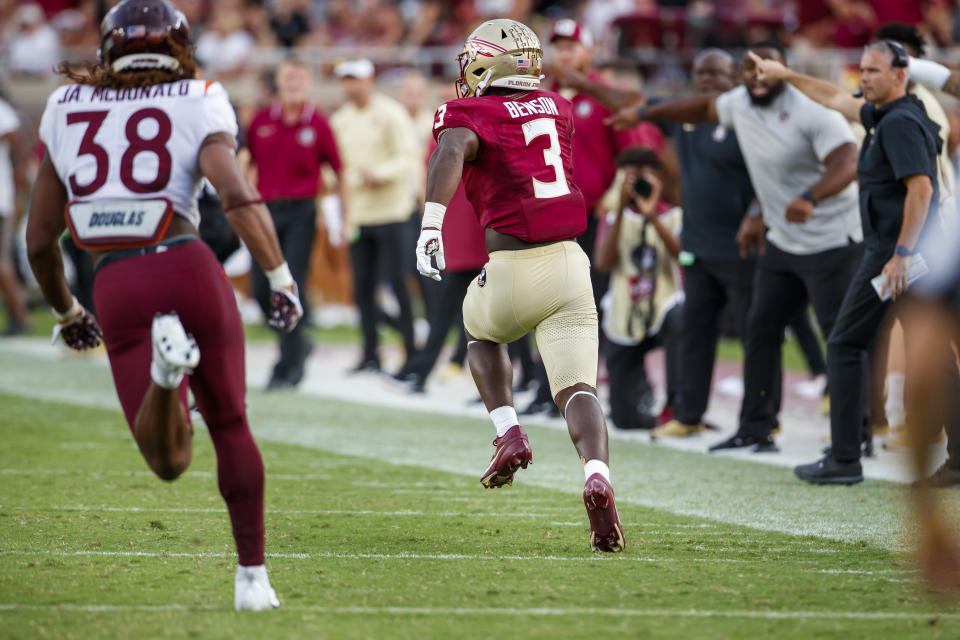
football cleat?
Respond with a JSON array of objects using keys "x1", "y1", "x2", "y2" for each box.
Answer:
[
  {"x1": 583, "y1": 473, "x2": 625, "y2": 553},
  {"x1": 651, "y1": 419, "x2": 704, "y2": 439},
  {"x1": 150, "y1": 312, "x2": 199, "y2": 390},
  {"x1": 480, "y1": 425, "x2": 532, "y2": 488},
  {"x1": 234, "y1": 565, "x2": 280, "y2": 611}
]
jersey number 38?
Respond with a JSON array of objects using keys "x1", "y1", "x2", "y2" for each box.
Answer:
[{"x1": 66, "y1": 108, "x2": 173, "y2": 197}]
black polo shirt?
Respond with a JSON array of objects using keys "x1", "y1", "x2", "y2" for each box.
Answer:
[
  {"x1": 656, "y1": 106, "x2": 756, "y2": 261},
  {"x1": 858, "y1": 94, "x2": 941, "y2": 251}
]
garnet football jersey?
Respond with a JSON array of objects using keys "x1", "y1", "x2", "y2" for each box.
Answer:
[
  {"x1": 39, "y1": 79, "x2": 238, "y2": 229},
  {"x1": 432, "y1": 90, "x2": 586, "y2": 243}
]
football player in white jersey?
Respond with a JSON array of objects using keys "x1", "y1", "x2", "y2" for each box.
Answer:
[{"x1": 26, "y1": 0, "x2": 301, "y2": 611}]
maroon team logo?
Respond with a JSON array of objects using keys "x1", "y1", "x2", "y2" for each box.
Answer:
[{"x1": 478, "y1": 267, "x2": 487, "y2": 287}]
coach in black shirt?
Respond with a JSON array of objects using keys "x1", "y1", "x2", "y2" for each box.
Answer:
[{"x1": 751, "y1": 42, "x2": 942, "y2": 483}]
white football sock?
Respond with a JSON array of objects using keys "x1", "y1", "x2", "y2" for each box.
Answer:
[
  {"x1": 584, "y1": 459, "x2": 610, "y2": 483},
  {"x1": 885, "y1": 372, "x2": 906, "y2": 428},
  {"x1": 490, "y1": 406, "x2": 519, "y2": 437}
]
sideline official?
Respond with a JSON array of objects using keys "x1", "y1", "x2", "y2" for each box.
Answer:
[{"x1": 752, "y1": 43, "x2": 945, "y2": 483}]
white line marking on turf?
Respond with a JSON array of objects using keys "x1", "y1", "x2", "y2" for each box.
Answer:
[
  {"x1": 0, "y1": 550, "x2": 839, "y2": 565},
  {"x1": 33, "y1": 505, "x2": 571, "y2": 518},
  {"x1": 0, "y1": 604, "x2": 954, "y2": 620},
  {"x1": 0, "y1": 469, "x2": 331, "y2": 481}
]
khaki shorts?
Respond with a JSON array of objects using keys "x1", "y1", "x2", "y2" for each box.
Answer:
[{"x1": 462, "y1": 241, "x2": 598, "y2": 399}]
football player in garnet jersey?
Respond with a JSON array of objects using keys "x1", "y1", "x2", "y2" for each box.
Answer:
[
  {"x1": 26, "y1": 0, "x2": 301, "y2": 610},
  {"x1": 416, "y1": 19, "x2": 624, "y2": 552}
]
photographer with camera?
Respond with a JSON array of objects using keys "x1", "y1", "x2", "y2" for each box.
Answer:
[{"x1": 594, "y1": 148, "x2": 683, "y2": 430}]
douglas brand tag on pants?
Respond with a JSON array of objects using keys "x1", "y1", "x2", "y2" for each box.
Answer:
[{"x1": 65, "y1": 198, "x2": 174, "y2": 250}]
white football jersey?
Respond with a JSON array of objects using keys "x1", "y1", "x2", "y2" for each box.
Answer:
[{"x1": 39, "y1": 79, "x2": 238, "y2": 228}]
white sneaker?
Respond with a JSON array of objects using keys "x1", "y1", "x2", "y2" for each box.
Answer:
[
  {"x1": 150, "y1": 312, "x2": 200, "y2": 389},
  {"x1": 234, "y1": 564, "x2": 280, "y2": 611}
]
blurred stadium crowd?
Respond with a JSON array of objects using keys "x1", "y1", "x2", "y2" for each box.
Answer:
[{"x1": 4, "y1": 0, "x2": 960, "y2": 470}]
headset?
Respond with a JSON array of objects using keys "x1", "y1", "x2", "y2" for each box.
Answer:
[{"x1": 883, "y1": 40, "x2": 909, "y2": 69}]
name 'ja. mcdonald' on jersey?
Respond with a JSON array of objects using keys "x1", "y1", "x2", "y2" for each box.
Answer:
[{"x1": 39, "y1": 79, "x2": 238, "y2": 230}]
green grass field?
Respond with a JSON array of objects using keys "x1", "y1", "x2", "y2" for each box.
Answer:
[{"x1": 2, "y1": 384, "x2": 960, "y2": 639}]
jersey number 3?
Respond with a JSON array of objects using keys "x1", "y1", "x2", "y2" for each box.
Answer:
[
  {"x1": 66, "y1": 108, "x2": 173, "y2": 197},
  {"x1": 522, "y1": 118, "x2": 570, "y2": 200}
]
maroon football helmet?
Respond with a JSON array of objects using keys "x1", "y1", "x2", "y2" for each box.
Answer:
[{"x1": 99, "y1": 0, "x2": 191, "y2": 72}]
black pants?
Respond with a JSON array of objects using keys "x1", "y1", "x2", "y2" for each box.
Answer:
[
  {"x1": 606, "y1": 305, "x2": 682, "y2": 430},
  {"x1": 827, "y1": 246, "x2": 903, "y2": 461},
  {"x1": 350, "y1": 221, "x2": 416, "y2": 365},
  {"x1": 675, "y1": 257, "x2": 756, "y2": 425},
  {"x1": 739, "y1": 241, "x2": 863, "y2": 438},
  {"x1": 250, "y1": 198, "x2": 317, "y2": 384},
  {"x1": 401, "y1": 270, "x2": 477, "y2": 379}
]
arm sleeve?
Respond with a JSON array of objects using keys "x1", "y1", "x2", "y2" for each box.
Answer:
[
  {"x1": 365, "y1": 103, "x2": 419, "y2": 183},
  {"x1": 881, "y1": 116, "x2": 938, "y2": 181},
  {"x1": 662, "y1": 206, "x2": 683, "y2": 234},
  {"x1": 201, "y1": 82, "x2": 239, "y2": 142},
  {"x1": 315, "y1": 115, "x2": 342, "y2": 173},
  {"x1": 432, "y1": 100, "x2": 478, "y2": 144},
  {"x1": 808, "y1": 104, "x2": 856, "y2": 162},
  {"x1": 714, "y1": 88, "x2": 739, "y2": 129},
  {"x1": 37, "y1": 89, "x2": 62, "y2": 152}
]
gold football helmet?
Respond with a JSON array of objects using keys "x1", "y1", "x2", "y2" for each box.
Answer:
[{"x1": 456, "y1": 19, "x2": 543, "y2": 98}]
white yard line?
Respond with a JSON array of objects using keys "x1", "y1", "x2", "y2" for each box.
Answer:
[
  {"x1": 0, "y1": 549, "x2": 833, "y2": 563},
  {"x1": 0, "y1": 603, "x2": 952, "y2": 620}
]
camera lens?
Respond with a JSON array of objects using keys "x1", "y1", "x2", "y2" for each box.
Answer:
[{"x1": 634, "y1": 178, "x2": 652, "y2": 198}]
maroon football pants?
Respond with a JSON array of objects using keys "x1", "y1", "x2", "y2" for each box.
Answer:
[{"x1": 94, "y1": 240, "x2": 265, "y2": 566}]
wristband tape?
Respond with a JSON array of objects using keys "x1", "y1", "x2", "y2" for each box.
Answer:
[
  {"x1": 747, "y1": 202, "x2": 762, "y2": 217},
  {"x1": 422, "y1": 202, "x2": 447, "y2": 231},
  {"x1": 54, "y1": 297, "x2": 82, "y2": 323},
  {"x1": 266, "y1": 262, "x2": 295, "y2": 289}
]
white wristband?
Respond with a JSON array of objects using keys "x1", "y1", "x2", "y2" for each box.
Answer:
[
  {"x1": 422, "y1": 202, "x2": 447, "y2": 230},
  {"x1": 266, "y1": 262, "x2": 295, "y2": 289},
  {"x1": 53, "y1": 296, "x2": 82, "y2": 323},
  {"x1": 909, "y1": 56, "x2": 951, "y2": 90}
]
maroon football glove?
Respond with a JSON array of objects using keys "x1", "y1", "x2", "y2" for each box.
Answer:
[
  {"x1": 268, "y1": 285, "x2": 303, "y2": 333},
  {"x1": 52, "y1": 306, "x2": 103, "y2": 351}
]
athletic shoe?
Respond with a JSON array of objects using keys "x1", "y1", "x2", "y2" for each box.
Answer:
[
  {"x1": 348, "y1": 359, "x2": 381, "y2": 374},
  {"x1": 234, "y1": 565, "x2": 280, "y2": 611},
  {"x1": 583, "y1": 473, "x2": 625, "y2": 553},
  {"x1": 651, "y1": 419, "x2": 704, "y2": 439},
  {"x1": 480, "y1": 425, "x2": 532, "y2": 488},
  {"x1": 655, "y1": 404, "x2": 674, "y2": 427},
  {"x1": 794, "y1": 455, "x2": 863, "y2": 485},
  {"x1": 913, "y1": 463, "x2": 960, "y2": 489},
  {"x1": 708, "y1": 433, "x2": 778, "y2": 453},
  {"x1": 151, "y1": 312, "x2": 199, "y2": 389}
]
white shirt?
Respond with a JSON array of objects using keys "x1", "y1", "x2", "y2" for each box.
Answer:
[
  {"x1": 0, "y1": 98, "x2": 19, "y2": 216},
  {"x1": 716, "y1": 84, "x2": 862, "y2": 255},
  {"x1": 39, "y1": 80, "x2": 238, "y2": 228},
  {"x1": 7, "y1": 26, "x2": 60, "y2": 77}
]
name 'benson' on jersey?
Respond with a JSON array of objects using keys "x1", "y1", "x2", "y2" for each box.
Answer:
[{"x1": 433, "y1": 89, "x2": 586, "y2": 243}]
